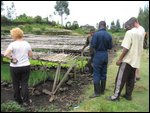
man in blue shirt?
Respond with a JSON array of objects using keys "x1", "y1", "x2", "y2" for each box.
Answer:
[{"x1": 89, "y1": 21, "x2": 112, "y2": 98}]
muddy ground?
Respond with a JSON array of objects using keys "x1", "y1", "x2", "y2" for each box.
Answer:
[{"x1": 1, "y1": 73, "x2": 93, "y2": 112}]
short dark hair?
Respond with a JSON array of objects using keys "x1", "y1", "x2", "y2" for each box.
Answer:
[
  {"x1": 128, "y1": 17, "x2": 138, "y2": 27},
  {"x1": 99, "y1": 21, "x2": 106, "y2": 29},
  {"x1": 125, "y1": 20, "x2": 134, "y2": 30}
]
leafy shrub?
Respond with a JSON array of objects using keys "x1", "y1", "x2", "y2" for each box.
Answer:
[
  {"x1": 23, "y1": 24, "x2": 33, "y2": 33},
  {"x1": 40, "y1": 26, "x2": 46, "y2": 31},
  {"x1": 1, "y1": 101, "x2": 25, "y2": 112}
]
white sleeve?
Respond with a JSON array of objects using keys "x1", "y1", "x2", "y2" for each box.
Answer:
[
  {"x1": 7, "y1": 43, "x2": 13, "y2": 51},
  {"x1": 121, "y1": 31, "x2": 132, "y2": 49},
  {"x1": 27, "y1": 42, "x2": 32, "y2": 51}
]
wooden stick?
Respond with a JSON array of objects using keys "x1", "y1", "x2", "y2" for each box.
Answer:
[
  {"x1": 52, "y1": 63, "x2": 60, "y2": 92},
  {"x1": 56, "y1": 63, "x2": 61, "y2": 84},
  {"x1": 73, "y1": 65, "x2": 77, "y2": 79},
  {"x1": 53, "y1": 64, "x2": 76, "y2": 94}
]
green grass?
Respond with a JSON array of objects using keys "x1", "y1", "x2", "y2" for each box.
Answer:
[
  {"x1": 1, "y1": 63, "x2": 11, "y2": 83},
  {"x1": 1, "y1": 100, "x2": 57, "y2": 112},
  {"x1": 34, "y1": 104, "x2": 58, "y2": 112},
  {"x1": 1, "y1": 101, "x2": 26, "y2": 112},
  {"x1": 71, "y1": 50, "x2": 149, "y2": 112},
  {"x1": 108, "y1": 30, "x2": 126, "y2": 38}
]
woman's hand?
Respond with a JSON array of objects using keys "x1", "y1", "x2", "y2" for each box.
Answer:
[{"x1": 11, "y1": 58, "x2": 18, "y2": 64}]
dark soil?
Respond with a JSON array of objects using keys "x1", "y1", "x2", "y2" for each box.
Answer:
[{"x1": 1, "y1": 74, "x2": 93, "y2": 112}]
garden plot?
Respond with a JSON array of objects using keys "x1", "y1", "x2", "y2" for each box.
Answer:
[{"x1": 1, "y1": 34, "x2": 88, "y2": 53}]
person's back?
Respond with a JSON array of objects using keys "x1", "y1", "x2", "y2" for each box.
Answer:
[
  {"x1": 89, "y1": 21, "x2": 112, "y2": 98},
  {"x1": 122, "y1": 25, "x2": 145, "y2": 68},
  {"x1": 8, "y1": 40, "x2": 31, "y2": 67},
  {"x1": 4, "y1": 27, "x2": 32, "y2": 106},
  {"x1": 108, "y1": 17, "x2": 145, "y2": 101},
  {"x1": 92, "y1": 29, "x2": 112, "y2": 52}
]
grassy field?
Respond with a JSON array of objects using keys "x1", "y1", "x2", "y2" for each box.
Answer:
[{"x1": 71, "y1": 49, "x2": 149, "y2": 112}]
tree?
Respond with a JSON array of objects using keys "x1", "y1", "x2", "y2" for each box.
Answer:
[
  {"x1": 116, "y1": 19, "x2": 121, "y2": 32},
  {"x1": 43, "y1": 17, "x2": 49, "y2": 22},
  {"x1": 137, "y1": 5, "x2": 149, "y2": 31},
  {"x1": 14, "y1": 13, "x2": 34, "y2": 23},
  {"x1": 96, "y1": 23, "x2": 99, "y2": 30},
  {"x1": 110, "y1": 20, "x2": 117, "y2": 32},
  {"x1": 54, "y1": 1, "x2": 70, "y2": 26},
  {"x1": 1, "y1": 1, "x2": 4, "y2": 12},
  {"x1": 6, "y1": 2, "x2": 16, "y2": 20},
  {"x1": 106, "y1": 25, "x2": 109, "y2": 30},
  {"x1": 65, "y1": 21, "x2": 71, "y2": 29},
  {"x1": 34, "y1": 15, "x2": 42, "y2": 23},
  {"x1": 71, "y1": 21, "x2": 79, "y2": 30}
]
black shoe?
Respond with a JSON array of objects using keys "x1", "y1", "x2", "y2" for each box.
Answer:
[
  {"x1": 89, "y1": 94, "x2": 100, "y2": 98},
  {"x1": 122, "y1": 94, "x2": 132, "y2": 100},
  {"x1": 90, "y1": 83, "x2": 101, "y2": 98},
  {"x1": 107, "y1": 96, "x2": 119, "y2": 101},
  {"x1": 136, "y1": 77, "x2": 140, "y2": 81},
  {"x1": 15, "y1": 99, "x2": 23, "y2": 105}
]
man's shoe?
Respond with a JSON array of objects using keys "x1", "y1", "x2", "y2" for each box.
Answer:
[
  {"x1": 122, "y1": 94, "x2": 132, "y2": 100},
  {"x1": 136, "y1": 77, "x2": 140, "y2": 81},
  {"x1": 89, "y1": 83, "x2": 101, "y2": 98},
  {"x1": 107, "y1": 96, "x2": 119, "y2": 101},
  {"x1": 89, "y1": 94, "x2": 100, "y2": 98}
]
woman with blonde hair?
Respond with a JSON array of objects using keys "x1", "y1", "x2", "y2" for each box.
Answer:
[{"x1": 4, "y1": 27, "x2": 33, "y2": 106}]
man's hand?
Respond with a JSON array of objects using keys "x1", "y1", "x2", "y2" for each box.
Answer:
[
  {"x1": 116, "y1": 48, "x2": 128, "y2": 66},
  {"x1": 116, "y1": 59, "x2": 122, "y2": 66}
]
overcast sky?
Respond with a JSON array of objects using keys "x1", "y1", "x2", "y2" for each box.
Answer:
[{"x1": 2, "y1": 1, "x2": 149, "y2": 28}]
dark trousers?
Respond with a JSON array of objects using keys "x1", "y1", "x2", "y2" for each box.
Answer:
[
  {"x1": 10, "y1": 65, "x2": 30, "y2": 103},
  {"x1": 93, "y1": 52, "x2": 108, "y2": 84},
  {"x1": 113, "y1": 62, "x2": 136, "y2": 98}
]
